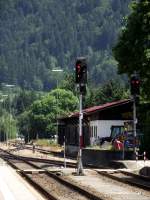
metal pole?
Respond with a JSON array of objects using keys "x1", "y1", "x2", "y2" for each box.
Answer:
[
  {"x1": 144, "y1": 151, "x2": 146, "y2": 166},
  {"x1": 3, "y1": 85, "x2": 14, "y2": 146},
  {"x1": 133, "y1": 96, "x2": 137, "y2": 156},
  {"x1": 56, "y1": 79, "x2": 58, "y2": 144},
  {"x1": 51, "y1": 68, "x2": 63, "y2": 144},
  {"x1": 77, "y1": 94, "x2": 83, "y2": 175},
  {"x1": 122, "y1": 140, "x2": 125, "y2": 160},
  {"x1": 28, "y1": 128, "x2": 29, "y2": 143},
  {"x1": 3, "y1": 97, "x2": 8, "y2": 146},
  {"x1": 9, "y1": 94, "x2": 11, "y2": 142},
  {"x1": 64, "y1": 136, "x2": 66, "y2": 168}
]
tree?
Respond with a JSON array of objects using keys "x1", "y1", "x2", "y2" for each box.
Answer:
[
  {"x1": 13, "y1": 89, "x2": 43, "y2": 115},
  {"x1": 0, "y1": 0, "x2": 131, "y2": 90},
  {"x1": 138, "y1": 103, "x2": 150, "y2": 156},
  {"x1": 0, "y1": 109, "x2": 17, "y2": 141},
  {"x1": 84, "y1": 80, "x2": 129, "y2": 108},
  {"x1": 113, "y1": 0, "x2": 150, "y2": 100},
  {"x1": 27, "y1": 89, "x2": 78, "y2": 139},
  {"x1": 17, "y1": 110, "x2": 30, "y2": 142},
  {"x1": 60, "y1": 73, "x2": 76, "y2": 95}
]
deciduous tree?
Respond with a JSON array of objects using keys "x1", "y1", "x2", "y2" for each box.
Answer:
[
  {"x1": 27, "y1": 89, "x2": 78, "y2": 139},
  {"x1": 113, "y1": 0, "x2": 150, "y2": 99}
]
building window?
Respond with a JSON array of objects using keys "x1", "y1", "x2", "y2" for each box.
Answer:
[
  {"x1": 94, "y1": 126, "x2": 97, "y2": 138},
  {"x1": 90, "y1": 126, "x2": 93, "y2": 137},
  {"x1": 90, "y1": 126, "x2": 97, "y2": 138}
]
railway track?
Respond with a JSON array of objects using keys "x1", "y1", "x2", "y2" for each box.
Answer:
[
  {"x1": 26, "y1": 145, "x2": 62, "y2": 157},
  {"x1": 7, "y1": 143, "x2": 99, "y2": 169},
  {"x1": 0, "y1": 149, "x2": 103, "y2": 200},
  {"x1": 96, "y1": 169, "x2": 150, "y2": 191},
  {"x1": 2, "y1": 145, "x2": 150, "y2": 197},
  {"x1": 2, "y1": 146, "x2": 76, "y2": 168},
  {"x1": 8, "y1": 142, "x2": 62, "y2": 157}
]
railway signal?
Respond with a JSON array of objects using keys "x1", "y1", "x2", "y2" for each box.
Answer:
[
  {"x1": 130, "y1": 75, "x2": 140, "y2": 96},
  {"x1": 75, "y1": 57, "x2": 87, "y2": 84},
  {"x1": 79, "y1": 84, "x2": 86, "y2": 95},
  {"x1": 75, "y1": 57, "x2": 87, "y2": 175}
]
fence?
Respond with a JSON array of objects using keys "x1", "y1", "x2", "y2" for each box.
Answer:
[{"x1": 135, "y1": 151, "x2": 147, "y2": 162}]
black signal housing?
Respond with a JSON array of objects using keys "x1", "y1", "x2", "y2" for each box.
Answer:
[
  {"x1": 130, "y1": 75, "x2": 140, "y2": 96},
  {"x1": 75, "y1": 57, "x2": 87, "y2": 84}
]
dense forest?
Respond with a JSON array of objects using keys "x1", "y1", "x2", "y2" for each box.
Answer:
[
  {"x1": 0, "y1": 0, "x2": 131, "y2": 90},
  {"x1": 0, "y1": 0, "x2": 150, "y2": 155}
]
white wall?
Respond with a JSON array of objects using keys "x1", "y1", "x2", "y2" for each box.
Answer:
[{"x1": 90, "y1": 120, "x2": 129, "y2": 145}]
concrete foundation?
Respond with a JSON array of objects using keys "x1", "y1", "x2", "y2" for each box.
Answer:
[{"x1": 66, "y1": 145, "x2": 134, "y2": 167}]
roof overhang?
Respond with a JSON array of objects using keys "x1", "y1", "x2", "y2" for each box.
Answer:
[{"x1": 59, "y1": 99, "x2": 133, "y2": 120}]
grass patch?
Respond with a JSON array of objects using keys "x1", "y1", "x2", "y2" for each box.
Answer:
[
  {"x1": 34, "y1": 139, "x2": 63, "y2": 152},
  {"x1": 35, "y1": 139, "x2": 57, "y2": 146}
]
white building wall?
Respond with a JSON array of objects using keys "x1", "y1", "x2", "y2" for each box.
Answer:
[{"x1": 90, "y1": 120, "x2": 128, "y2": 145}]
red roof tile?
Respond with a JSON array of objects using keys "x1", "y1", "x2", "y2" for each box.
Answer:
[{"x1": 68, "y1": 99, "x2": 132, "y2": 118}]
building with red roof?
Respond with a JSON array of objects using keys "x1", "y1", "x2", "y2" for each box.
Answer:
[{"x1": 58, "y1": 99, "x2": 133, "y2": 151}]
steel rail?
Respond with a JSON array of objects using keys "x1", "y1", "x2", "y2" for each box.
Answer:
[
  {"x1": 0, "y1": 148, "x2": 76, "y2": 168},
  {"x1": 0, "y1": 149, "x2": 103, "y2": 200},
  {"x1": 0, "y1": 151, "x2": 58, "y2": 200},
  {"x1": 23, "y1": 161, "x2": 103, "y2": 200},
  {"x1": 96, "y1": 170, "x2": 150, "y2": 191}
]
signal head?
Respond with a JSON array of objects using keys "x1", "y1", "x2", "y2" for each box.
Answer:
[
  {"x1": 75, "y1": 57, "x2": 87, "y2": 84},
  {"x1": 130, "y1": 75, "x2": 140, "y2": 96}
]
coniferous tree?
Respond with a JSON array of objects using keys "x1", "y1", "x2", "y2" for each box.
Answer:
[{"x1": 0, "y1": 0, "x2": 131, "y2": 90}]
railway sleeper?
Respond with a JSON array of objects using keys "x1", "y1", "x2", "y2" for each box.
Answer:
[{"x1": 17, "y1": 169, "x2": 46, "y2": 174}]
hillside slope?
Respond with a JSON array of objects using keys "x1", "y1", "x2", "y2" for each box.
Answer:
[{"x1": 0, "y1": 0, "x2": 131, "y2": 90}]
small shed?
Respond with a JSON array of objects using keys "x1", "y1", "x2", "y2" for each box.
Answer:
[{"x1": 58, "y1": 99, "x2": 133, "y2": 148}]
